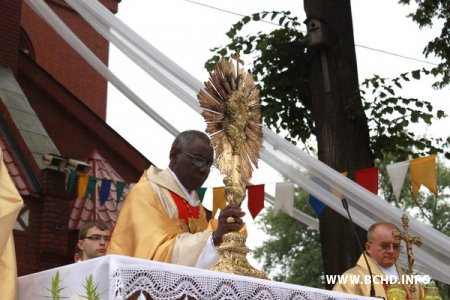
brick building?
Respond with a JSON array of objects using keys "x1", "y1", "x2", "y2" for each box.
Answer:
[{"x1": 0, "y1": 0, "x2": 151, "y2": 275}]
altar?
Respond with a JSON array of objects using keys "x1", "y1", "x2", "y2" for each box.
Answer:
[{"x1": 17, "y1": 255, "x2": 378, "y2": 300}]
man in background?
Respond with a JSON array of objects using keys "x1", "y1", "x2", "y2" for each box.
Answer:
[
  {"x1": 77, "y1": 220, "x2": 110, "y2": 261},
  {"x1": 333, "y1": 222, "x2": 424, "y2": 299}
]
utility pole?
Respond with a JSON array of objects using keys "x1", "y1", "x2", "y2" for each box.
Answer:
[{"x1": 303, "y1": 0, "x2": 374, "y2": 288}]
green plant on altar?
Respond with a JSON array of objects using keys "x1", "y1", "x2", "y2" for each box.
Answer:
[
  {"x1": 81, "y1": 274, "x2": 100, "y2": 300},
  {"x1": 49, "y1": 271, "x2": 64, "y2": 300},
  {"x1": 48, "y1": 272, "x2": 100, "y2": 300}
]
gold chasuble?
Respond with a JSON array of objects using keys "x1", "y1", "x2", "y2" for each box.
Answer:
[
  {"x1": 107, "y1": 166, "x2": 217, "y2": 266},
  {"x1": 333, "y1": 255, "x2": 424, "y2": 299},
  {"x1": 0, "y1": 151, "x2": 24, "y2": 300}
]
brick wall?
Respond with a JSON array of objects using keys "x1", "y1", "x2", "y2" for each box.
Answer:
[
  {"x1": 14, "y1": 169, "x2": 76, "y2": 275},
  {"x1": 0, "y1": 0, "x2": 23, "y2": 74},
  {"x1": 14, "y1": 198, "x2": 42, "y2": 276},
  {"x1": 20, "y1": 0, "x2": 119, "y2": 120},
  {"x1": 37, "y1": 169, "x2": 73, "y2": 269},
  {"x1": 17, "y1": 52, "x2": 151, "y2": 183}
]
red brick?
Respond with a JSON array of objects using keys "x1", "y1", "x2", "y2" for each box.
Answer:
[
  {"x1": 20, "y1": 0, "x2": 120, "y2": 120},
  {"x1": 0, "y1": 0, "x2": 23, "y2": 74}
]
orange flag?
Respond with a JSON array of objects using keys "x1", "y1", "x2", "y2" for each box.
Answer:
[
  {"x1": 410, "y1": 155, "x2": 437, "y2": 199},
  {"x1": 77, "y1": 174, "x2": 89, "y2": 198},
  {"x1": 212, "y1": 187, "x2": 226, "y2": 219}
]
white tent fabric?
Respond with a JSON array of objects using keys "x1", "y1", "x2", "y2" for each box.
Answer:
[{"x1": 25, "y1": 0, "x2": 450, "y2": 284}]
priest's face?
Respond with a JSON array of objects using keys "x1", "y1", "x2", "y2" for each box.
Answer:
[
  {"x1": 170, "y1": 137, "x2": 214, "y2": 191},
  {"x1": 365, "y1": 224, "x2": 401, "y2": 268}
]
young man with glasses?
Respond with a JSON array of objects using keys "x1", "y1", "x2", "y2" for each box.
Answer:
[
  {"x1": 77, "y1": 220, "x2": 111, "y2": 261},
  {"x1": 107, "y1": 130, "x2": 244, "y2": 269},
  {"x1": 333, "y1": 222, "x2": 424, "y2": 299}
]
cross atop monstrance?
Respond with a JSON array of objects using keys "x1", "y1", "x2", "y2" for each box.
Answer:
[
  {"x1": 197, "y1": 54, "x2": 267, "y2": 279},
  {"x1": 392, "y1": 214, "x2": 423, "y2": 296}
]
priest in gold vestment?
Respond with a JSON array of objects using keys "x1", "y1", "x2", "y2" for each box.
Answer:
[
  {"x1": 0, "y1": 150, "x2": 24, "y2": 300},
  {"x1": 333, "y1": 222, "x2": 424, "y2": 299},
  {"x1": 107, "y1": 130, "x2": 244, "y2": 268}
]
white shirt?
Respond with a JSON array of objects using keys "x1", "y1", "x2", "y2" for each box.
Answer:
[{"x1": 378, "y1": 263, "x2": 400, "y2": 280}]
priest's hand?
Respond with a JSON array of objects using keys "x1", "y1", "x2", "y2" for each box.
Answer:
[{"x1": 211, "y1": 204, "x2": 244, "y2": 246}]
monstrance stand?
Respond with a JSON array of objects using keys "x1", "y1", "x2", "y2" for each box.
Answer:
[{"x1": 197, "y1": 55, "x2": 267, "y2": 279}]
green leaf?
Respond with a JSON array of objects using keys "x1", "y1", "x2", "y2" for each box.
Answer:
[
  {"x1": 411, "y1": 69, "x2": 421, "y2": 79},
  {"x1": 82, "y1": 275, "x2": 100, "y2": 300},
  {"x1": 49, "y1": 271, "x2": 64, "y2": 300}
]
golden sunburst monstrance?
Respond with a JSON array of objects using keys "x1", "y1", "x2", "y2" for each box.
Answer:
[
  {"x1": 197, "y1": 55, "x2": 262, "y2": 205},
  {"x1": 197, "y1": 55, "x2": 266, "y2": 279}
]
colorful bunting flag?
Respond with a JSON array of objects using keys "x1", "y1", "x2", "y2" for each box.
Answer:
[
  {"x1": 309, "y1": 195, "x2": 326, "y2": 216},
  {"x1": 66, "y1": 171, "x2": 78, "y2": 195},
  {"x1": 197, "y1": 187, "x2": 207, "y2": 203},
  {"x1": 308, "y1": 171, "x2": 348, "y2": 216},
  {"x1": 410, "y1": 155, "x2": 437, "y2": 199},
  {"x1": 386, "y1": 160, "x2": 409, "y2": 201},
  {"x1": 355, "y1": 167, "x2": 378, "y2": 195},
  {"x1": 99, "y1": 179, "x2": 112, "y2": 206},
  {"x1": 77, "y1": 174, "x2": 89, "y2": 198},
  {"x1": 331, "y1": 171, "x2": 348, "y2": 198},
  {"x1": 274, "y1": 182, "x2": 294, "y2": 216},
  {"x1": 116, "y1": 181, "x2": 126, "y2": 205},
  {"x1": 64, "y1": 171, "x2": 130, "y2": 205},
  {"x1": 212, "y1": 187, "x2": 225, "y2": 219},
  {"x1": 84, "y1": 176, "x2": 97, "y2": 198},
  {"x1": 247, "y1": 184, "x2": 265, "y2": 219}
]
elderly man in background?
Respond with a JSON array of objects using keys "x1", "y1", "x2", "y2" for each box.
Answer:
[
  {"x1": 108, "y1": 130, "x2": 244, "y2": 269},
  {"x1": 333, "y1": 222, "x2": 424, "y2": 299}
]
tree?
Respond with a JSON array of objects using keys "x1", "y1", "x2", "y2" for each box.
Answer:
[
  {"x1": 398, "y1": 0, "x2": 450, "y2": 88},
  {"x1": 253, "y1": 190, "x2": 324, "y2": 287},
  {"x1": 206, "y1": 0, "x2": 449, "y2": 290},
  {"x1": 253, "y1": 155, "x2": 450, "y2": 298}
]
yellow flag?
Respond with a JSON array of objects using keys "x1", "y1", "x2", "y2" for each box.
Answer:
[
  {"x1": 0, "y1": 151, "x2": 24, "y2": 299},
  {"x1": 410, "y1": 155, "x2": 437, "y2": 199},
  {"x1": 331, "y1": 171, "x2": 348, "y2": 198},
  {"x1": 77, "y1": 174, "x2": 88, "y2": 198},
  {"x1": 212, "y1": 187, "x2": 226, "y2": 219}
]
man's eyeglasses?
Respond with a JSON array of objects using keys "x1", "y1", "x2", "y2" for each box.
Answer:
[
  {"x1": 83, "y1": 235, "x2": 111, "y2": 242},
  {"x1": 181, "y1": 151, "x2": 214, "y2": 168},
  {"x1": 369, "y1": 242, "x2": 403, "y2": 250}
]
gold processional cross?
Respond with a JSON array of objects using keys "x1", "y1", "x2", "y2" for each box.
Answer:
[{"x1": 392, "y1": 214, "x2": 423, "y2": 296}]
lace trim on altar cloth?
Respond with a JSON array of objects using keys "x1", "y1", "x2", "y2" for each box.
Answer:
[{"x1": 111, "y1": 269, "x2": 358, "y2": 300}]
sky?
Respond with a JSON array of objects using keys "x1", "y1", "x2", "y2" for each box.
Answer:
[{"x1": 104, "y1": 0, "x2": 448, "y2": 268}]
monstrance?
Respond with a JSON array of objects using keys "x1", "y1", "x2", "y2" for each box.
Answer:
[{"x1": 197, "y1": 54, "x2": 267, "y2": 279}]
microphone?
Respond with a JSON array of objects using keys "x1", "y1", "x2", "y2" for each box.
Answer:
[{"x1": 341, "y1": 198, "x2": 377, "y2": 298}]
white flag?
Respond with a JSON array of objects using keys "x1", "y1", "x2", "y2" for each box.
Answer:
[
  {"x1": 274, "y1": 182, "x2": 294, "y2": 216},
  {"x1": 386, "y1": 160, "x2": 409, "y2": 201}
]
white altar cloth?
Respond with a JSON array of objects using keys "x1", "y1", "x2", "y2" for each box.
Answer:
[{"x1": 18, "y1": 254, "x2": 376, "y2": 300}]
